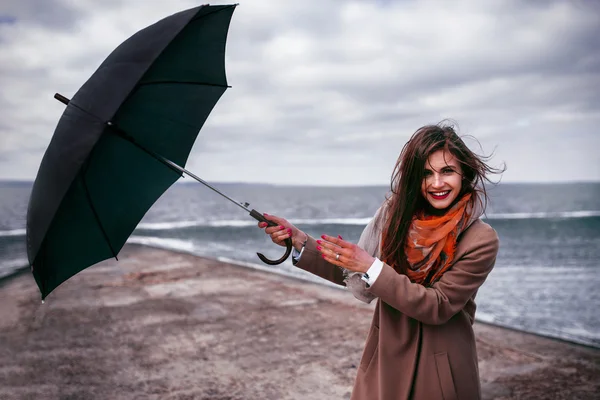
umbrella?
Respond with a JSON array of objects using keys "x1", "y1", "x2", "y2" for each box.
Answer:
[{"x1": 26, "y1": 4, "x2": 291, "y2": 300}]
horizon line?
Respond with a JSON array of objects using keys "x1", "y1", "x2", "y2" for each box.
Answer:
[{"x1": 1, "y1": 179, "x2": 599, "y2": 187}]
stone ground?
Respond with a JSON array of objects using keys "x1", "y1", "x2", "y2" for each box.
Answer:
[{"x1": 0, "y1": 245, "x2": 598, "y2": 399}]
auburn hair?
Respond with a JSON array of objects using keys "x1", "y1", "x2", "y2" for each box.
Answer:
[{"x1": 380, "y1": 122, "x2": 504, "y2": 274}]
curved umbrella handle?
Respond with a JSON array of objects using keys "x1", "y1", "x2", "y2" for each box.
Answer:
[{"x1": 250, "y1": 209, "x2": 292, "y2": 265}]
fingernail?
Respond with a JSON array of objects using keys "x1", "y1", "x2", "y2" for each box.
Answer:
[
  {"x1": 264, "y1": 213, "x2": 269, "y2": 216},
  {"x1": 316, "y1": 240, "x2": 321, "y2": 244},
  {"x1": 321, "y1": 255, "x2": 326, "y2": 259},
  {"x1": 287, "y1": 229, "x2": 292, "y2": 233},
  {"x1": 338, "y1": 235, "x2": 343, "y2": 239},
  {"x1": 316, "y1": 246, "x2": 322, "y2": 251},
  {"x1": 321, "y1": 235, "x2": 326, "y2": 239},
  {"x1": 279, "y1": 225, "x2": 285, "y2": 230}
]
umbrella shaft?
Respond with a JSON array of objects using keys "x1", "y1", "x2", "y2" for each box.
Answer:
[
  {"x1": 51, "y1": 96, "x2": 250, "y2": 213},
  {"x1": 106, "y1": 122, "x2": 252, "y2": 213},
  {"x1": 159, "y1": 157, "x2": 251, "y2": 213}
]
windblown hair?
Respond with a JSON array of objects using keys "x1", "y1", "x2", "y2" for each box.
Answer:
[{"x1": 380, "y1": 122, "x2": 504, "y2": 275}]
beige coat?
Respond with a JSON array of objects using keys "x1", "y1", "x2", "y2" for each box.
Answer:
[{"x1": 295, "y1": 212, "x2": 499, "y2": 400}]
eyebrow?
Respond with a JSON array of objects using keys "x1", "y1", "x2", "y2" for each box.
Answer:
[{"x1": 424, "y1": 165, "x2": 457, "y2": 172}]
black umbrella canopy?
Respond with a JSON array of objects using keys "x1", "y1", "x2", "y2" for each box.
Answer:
[{"x1": 27, "y1": 4, "x2": 237, "y2": 299}]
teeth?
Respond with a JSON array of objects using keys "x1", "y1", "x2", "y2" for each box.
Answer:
[{"x1": 432, "y1": 191, "x2": 449, "y2": 196}]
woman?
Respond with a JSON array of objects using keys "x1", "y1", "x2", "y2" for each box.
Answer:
[{"x1": 258, "y1": 124, "x2": 501, "y2": 399}]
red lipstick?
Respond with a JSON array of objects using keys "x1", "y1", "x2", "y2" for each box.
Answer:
[{"x1": 430, "y1": 190, "x2": 450, "y2": 200}]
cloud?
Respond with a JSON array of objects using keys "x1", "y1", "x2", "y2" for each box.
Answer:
[{"x1": 0, "y1": 0, "x2": 599, "y2": 185}]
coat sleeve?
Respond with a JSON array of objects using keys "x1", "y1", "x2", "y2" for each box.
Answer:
[
  {"x1": 294, "y1": 235, "x2": 347, "y2": 286},
  {"x1": 294, "y1": 201, "x2": 388, "y2": 286},
  {"x1": 367, "y1": 223, "x2": 499, "y2": 325}
]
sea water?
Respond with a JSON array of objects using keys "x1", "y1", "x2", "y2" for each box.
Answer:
[{"x1": 1, "y1": 181, "x2": 599, "y2": 347}]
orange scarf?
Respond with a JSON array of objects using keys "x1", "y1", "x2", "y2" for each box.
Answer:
[{"x1": 386, "y1": 193, "x2": 475, "y2": 285}]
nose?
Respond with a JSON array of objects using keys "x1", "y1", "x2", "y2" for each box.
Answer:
[{"x1": 430, "y1": 174, "x2": 444, "y2": 188}]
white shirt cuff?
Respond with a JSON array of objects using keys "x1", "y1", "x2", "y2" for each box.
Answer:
[
  {"x1": 291, "y1": 246, "x2": 305, "y2": 264},
  {"x1": 363, "y1": 258, "x2": 384, "y2": 286},
  {"x1": 293, "y1": 247, "x2": 382, "y2": 286}
]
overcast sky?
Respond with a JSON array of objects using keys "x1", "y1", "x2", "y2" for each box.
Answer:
[{"x1": 1, "y1": 0, "x2": 599, "y2": 185}]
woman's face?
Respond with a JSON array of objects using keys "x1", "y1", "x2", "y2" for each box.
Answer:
[{"x1": 421, "y1": 149, "x2": 463, "y2": 210}]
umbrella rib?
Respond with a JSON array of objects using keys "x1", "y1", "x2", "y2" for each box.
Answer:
[
  {"x1": 107, "y1": 123, "x2": 251, "y2": 213},
  {"x1": 138, "y1": 80, "x2": 231, "y2": 88},
  {"x1": 31, "y1": 3, "x2": 242, "y2": 299},
  {"x1": 106, "y1": 123, "x2": 184, "y2": 178},
  {"x1": 80, "y1": 161, "x2": 119, "y2": 261}
]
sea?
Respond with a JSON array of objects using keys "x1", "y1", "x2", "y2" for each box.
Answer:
[{"x1": 1, "y1": 181, "x2": 599, "y2": 348}]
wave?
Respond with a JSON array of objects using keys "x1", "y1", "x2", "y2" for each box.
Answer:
[
  {"x1": 0, "y1": 257, "x2": 28, "y2": 268},
  {"x1": 0, "y1": 257, "x2": 29, "y2": 279},
  {"x1": 136, "y1": 220, "x2": 212, "y2": 230},
  {"x1": 294, "y1": 217, "x2": 372, "y2": 225},
  {"x1": 2, "y1": 210, "x2": 599, "y2": 238},
  {"x1": 127, "y1": 235, "x2": 196, "y2": 252},
  {"x1": 484, "y1": 210, "x2": 600, "y2": 220},
  {"x1": 475, "y1": 312, "x2": 600, "y2": 348},
  {"x1": 136, "y1": 217, "x2": 373, "y2": 230},
  {"x1": 0, "y1": 228, "x2": 26, "y2": 237},
  {"x1": 134, "y1": 211, "x2": 600, "y2": 231}
]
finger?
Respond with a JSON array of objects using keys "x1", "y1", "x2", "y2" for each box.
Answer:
[
  {"x1": 265, "y1": 225, "x2": 287, "y2": 235},
  {"x1": 257, "y1": 221, "x2": 268, "y2": 229},
  {"x1": 272, "y1": 229, "x2": 291, "y2": 244},
  {"x1": 320, "y1": 251, "x2": 344, "y2": 267},
  {"x1": 271, "y1": 228, "x2": 289, "y2": 239},
  {"x1": 316, "y1": 236, "x2": 348, "y2": 253},
  {"x1": 263, "y1": 213, "x2": 285, "y2": 225},
  {"x1": 316, "y1": 240, "x2": 343, "y2": 255},
  {"x1": 316, "y1": 242, "x2": 349, "y2": 262},
  {"x1": 321, "y1": 234, "x2": 352, "y2": 248}
]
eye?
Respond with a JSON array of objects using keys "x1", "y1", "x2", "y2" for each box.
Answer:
[
  {"x1": 423, "y1": 170, "x2": 432, "y2": 177},
  {"x1": 442, "y1": 167, "x2": 455, "y2": 174}
]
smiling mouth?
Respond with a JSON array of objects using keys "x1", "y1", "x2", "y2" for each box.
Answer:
[{"x1": 429, "y1": 190, "x2": 450, "y2": 200}]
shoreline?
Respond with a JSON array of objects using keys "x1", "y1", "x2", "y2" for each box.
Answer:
[
  {"x1": 1, "y1": 244, "x2": 598, "y2": 399},
  {"x1": 4, "y1": 243, "x2": 599, "y2": 351}
]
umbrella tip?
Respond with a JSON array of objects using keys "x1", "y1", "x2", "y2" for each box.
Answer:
[{"x1": 54, "y1": 93, "x2": 70, "y2": 105}]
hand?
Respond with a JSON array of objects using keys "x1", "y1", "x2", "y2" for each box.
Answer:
[
  {"x1": 316, "y1": 235, "x2": 375, "y2": 274},
  {"x1": 257, "y1": 213, "x2": 307, "y2": 251}
]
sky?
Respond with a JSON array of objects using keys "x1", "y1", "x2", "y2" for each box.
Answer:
[{"x1": 0, "y1": 0, "x2": 599, "y2": 186}]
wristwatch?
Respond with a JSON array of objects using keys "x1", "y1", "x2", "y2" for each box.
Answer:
[{"x1": 360, "y1": 272, "x2": 370, "y2": 287}]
